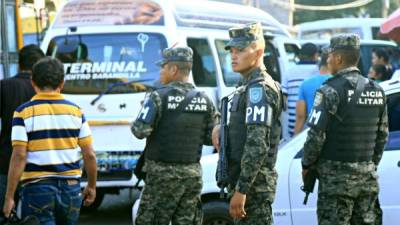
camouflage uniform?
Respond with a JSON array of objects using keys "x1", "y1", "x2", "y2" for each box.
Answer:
[
  {"x1": 302, "y1": 34, "x2": 388, "y2": 225},
  {"x1": 131, "y1": 47, "x2": 217, "y2": 225},
  {"x1": 225, "y1": 23, "x2": 283, "y2": 225}
]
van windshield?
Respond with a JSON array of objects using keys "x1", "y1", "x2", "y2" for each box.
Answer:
[{"x1": 46, "y1": 33, "x2": 167, "y2": 94}]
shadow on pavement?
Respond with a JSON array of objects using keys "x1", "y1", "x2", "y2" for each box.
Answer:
[{"x1": 79, "y1": 189, "x2": 140, "y2": 225}]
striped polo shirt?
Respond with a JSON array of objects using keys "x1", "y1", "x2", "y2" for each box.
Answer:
[
  {"x1": 11, "y1": 92, "x2": 92, "y2": 182},
  {"x1": 282, "y1": 63, "x2": 319, "y2": 138}
]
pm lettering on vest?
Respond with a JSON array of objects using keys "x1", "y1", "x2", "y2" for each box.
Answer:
[
  {"x1": 307, "y1": 107, "x2": 329, "y2": 131},
  {"x1": 137, "y1": 97, "x2": 156, "y2": 124},
  {"x1": 245, "y1": 105, "x2": 272, "y2": 126},
  {"x1": 246, "y1": 86, "x2": 272, "y2": 126},
  {"x1": 309, "y1": 109, "x2": 321, "y2": 125}
]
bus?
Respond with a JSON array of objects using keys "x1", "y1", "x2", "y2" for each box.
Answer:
[{"x1": 0, "y1": 0, "x2": 23, "y2": 79}]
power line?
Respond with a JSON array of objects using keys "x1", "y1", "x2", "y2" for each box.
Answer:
[{"x1": 271, "y1": 0, "x2": 374, "y2": 11}]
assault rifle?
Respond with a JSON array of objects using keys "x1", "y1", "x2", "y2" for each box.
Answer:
[
  {"x1": 133, "y1": 150, "x2": 146, "y2": 187},
  {"x1": 216, "y1": 96, "x2": 229, "y2": 198},
  {"x1": 301, "y1": 168, "x2": 317, "y2": 205}
]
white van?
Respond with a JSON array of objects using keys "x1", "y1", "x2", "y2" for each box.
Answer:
[
  {"x1": 297, "y1": 18, "x2": 385, "y2": 40},
  {"x1": 41, "y1": 0, "x2": 299, "y2": 209}
]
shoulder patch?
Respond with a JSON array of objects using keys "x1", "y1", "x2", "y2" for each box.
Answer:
[
  {"x1": 313, "y1": 92, "x2": 323, "y2": 107},
  {"x1": 249, "y1": 87, "x2": 263, "y2": 103},
  {"x1": 245, "y1": 85, "x2": 272, "y2": 126}
]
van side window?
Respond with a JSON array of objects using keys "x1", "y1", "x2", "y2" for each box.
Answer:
[
  {"x1": 215, "y1": 39, "x2": 240, "y2": 87},
  {"x1": 285, "y1": 44, "x2": 299, "y2": 67},
  {"x1": 264, "y1": 42, "x2": 281, "y2": 83},
  {"x1": 187, "y1": 38, "x2": 217, "y2": 87}
]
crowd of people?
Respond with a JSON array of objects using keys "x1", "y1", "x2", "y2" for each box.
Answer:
[{"x1": 0, "y1": 20, "x2": 396, "y2": 225}]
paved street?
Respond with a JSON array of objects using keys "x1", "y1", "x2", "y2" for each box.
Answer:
[{"x1": 79, "y1": 189, "x2": 139, "y2": 225}]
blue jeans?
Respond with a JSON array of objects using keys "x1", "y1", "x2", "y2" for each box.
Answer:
[
  {"x1": 21, "y1": 179, "x2": 82, "y2": 225},
  {"x1": 0, "y1": 174, "x2": 7, "y2": 224}
]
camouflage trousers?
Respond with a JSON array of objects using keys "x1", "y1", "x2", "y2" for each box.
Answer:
[
  {"x1": 317, "y1": 161, "x2": 380, "y2": 225},
  {"x1": 233, "y1": 192, "x2": 273, "y2": 225},
  {"x1": 231, "y1": 168, "x2": 277, "y2": 225},
  {"x1": 135, "y1": 174, "x2": 203, "y2": 225}
]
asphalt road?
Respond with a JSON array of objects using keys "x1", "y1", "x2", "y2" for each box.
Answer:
[{"x1": 79, "y1": 189, "x2": 140, "y2": 225}]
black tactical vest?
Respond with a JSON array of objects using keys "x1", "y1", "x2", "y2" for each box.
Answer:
[
  {"x1": 145, "y1": 87, "x2": 212, "y2": 163},
  {"x1": 227, "y1": 74, "x2": 282, "y2": 185},
  {"x1": 321, "y1": 75, "x2": 385, "y2": 162}
]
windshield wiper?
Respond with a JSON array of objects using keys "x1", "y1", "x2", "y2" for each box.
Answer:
[{"x1": 90, "y1": 79, "x2": 153, "y2": 105}]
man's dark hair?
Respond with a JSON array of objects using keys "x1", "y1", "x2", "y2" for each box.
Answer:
[
  {"x1": 32, "y1": 57, "x2": 65, "y2": 90},
  {"x1": 372, "y1": 64, "x2": 390, "y2": 81},
  {"x1": 335, "y1": 49, "x2": 360, "y2": 67},
  {"x1": 18, "y1": 44, "x2": 45, "y2": 71},
  {"x1": 168, "y1": 61, "x2": 193, "y2": 76},
  {"x1": 373, "y1": 48, "x2": 389, "y2": 63},
  {"x1": 318, "y1": 50, "x2": 329, "y2": 69},
  {"x1": 299, "y1": 43, "x2": 318, "y2": 61}
]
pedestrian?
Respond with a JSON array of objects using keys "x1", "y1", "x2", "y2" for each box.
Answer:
[
  {"x1": 302, "y1": 34, "x2": 388, "y2": 225},
  {"x1": 0, "y1": 44, "x2": 44, "y2": 224},
  {"x1": 371, "y1": 48, "x2": 393, "y2": 78},
  {"x1": 368, "y1": 64, "x2": 390, "y2": 83},
  {"x1": 294, "y1": 48, "x2": 332, "y2": 135},
  {"x1": 212, "y1": 22, "x2": 283, "y2": 225},
  {"x1": 2, "y1": 57, "x2": 97, "y2": 225},
  {"x1": 132, "y1": 46, "x2": 217, "y2": 225},
  {"x1": 282, "y1": 42, "x2": 319, "y2": 138}
]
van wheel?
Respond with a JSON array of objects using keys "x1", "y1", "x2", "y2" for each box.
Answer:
[
  {"x1": 81, "y1": 191, "x2": 105, "y2": 212},
  {"x1": 203, "y1": 201, "x2": 233, "y2": 225}
]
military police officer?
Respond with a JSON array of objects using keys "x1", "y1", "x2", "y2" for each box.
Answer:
[
  {"x1": 132, "y1": 47, "x2": 217, "y2": 225},
  {"x1": 302, "y1": 34, "x2": 388, "y2": 225},
  {"x1": 212, "y1": 22, "x2": 283, "y2": 225}
]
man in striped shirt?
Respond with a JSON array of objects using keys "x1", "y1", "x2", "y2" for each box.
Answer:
[
  {"x1": 281, "y1": 43, "x2": 319, "y2": 138},
  {"x1": 3, "y1": 57, "x2": 97, "y2": 225}
]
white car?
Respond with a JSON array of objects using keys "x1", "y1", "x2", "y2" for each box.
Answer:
[{"x1": 133, "y1": 79, "x2": 400, "y2": 225}]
